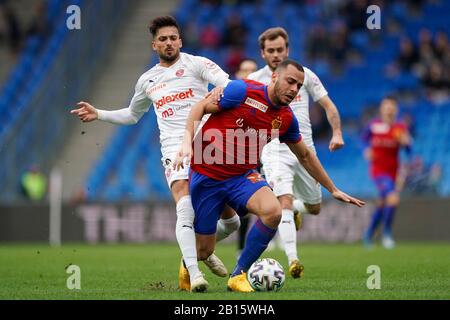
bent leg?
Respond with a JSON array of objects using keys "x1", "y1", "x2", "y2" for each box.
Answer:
[{"x1": 231, "y1": 186, "x2": 281, "y2": 276}]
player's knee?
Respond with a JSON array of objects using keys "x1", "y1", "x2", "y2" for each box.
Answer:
[
  {"x1": 278, "y1": 195, "x2": 294, "y2": 210},
  {"x1": 171, "y1": 180, "x2": 190, "y2": 202},
  {"x1": 305, "y1": 203, "x2": 321, "y2": 215},
  {"x1": 264, "y1": 202, "x2": 282, "y2": 227},
  {"x1": 386, "y1": 192, "x2": 400, "y2": 206}
]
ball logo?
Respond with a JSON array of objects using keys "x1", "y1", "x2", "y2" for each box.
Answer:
[
  {"x1": 272, "y1": 116, "x2": 282, "y2": 130},
  {"x1": 176, "y1": 69, "x2": 184, "y2": 77}
]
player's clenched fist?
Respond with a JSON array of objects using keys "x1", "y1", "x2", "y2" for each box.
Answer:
[{"x1": 70, "y1": 101, "x2": 98, "y2": 122}]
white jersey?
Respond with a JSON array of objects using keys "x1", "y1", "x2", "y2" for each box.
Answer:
[
  {"x1": 248, "y1": 65, "x2": 328, "y2": 149},
  {"x1": 97, "y1": 52, "x2": 230, "y2": 160}
]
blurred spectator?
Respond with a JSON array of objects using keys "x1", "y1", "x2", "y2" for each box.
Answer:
[
  {"x1": 200, "y1": 24, "x2": 221, "y2": 49},
  {"x1": 422, "y1": 61, "x2": 450, "y2": 104},
  {"x1": 397, "y1": 37, "x2": 420, "y2": 72},
  {"x1": 0, "y1": 2, "x2": 22, "y2": 55},
  {"x1": 433, "y1": 31, "x2": 449, "y2": 61},
  {"x1": 328, "y1": 21, "x2": 352, "y2": 73},
  {"x1": 224, "y1": 47, "x2": 245, "y2": 75},
  {"x1": 222, "y1": 14, "x2": 247, "y2": 49},
  {"x1": 21, "y1": 165, "x2": 47, "y2": 201},
  {"x1": 182, "y1": 21, "x2": 200, "y2": 51},
  {"x1": 340, "y1": 0, "x2": 368, "y2": 31},
  {"x1": 234, "y1": 58, "x2": 257, "y2": 80},
  {"x1": 25, "y1": 0, "x2": 51, "y2": 40},
  {"x1": 306, "y1": 24, "x2": 330, "y2": 61}
]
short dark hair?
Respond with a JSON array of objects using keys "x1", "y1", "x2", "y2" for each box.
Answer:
[
  {"x1": 275, "y1": 59, "x2": 304, "y2": 73},
  {"x1": 238, "y1": 58, "x2": 257, "y2": 68},
  {"x1": 258, "y1": 27, "x2": 289, "y2": 50},
  {"x1": 383, "y1": 95, "x2": 398, "y2": 103},
  {"x1": 149, "y1": 16, "x2": 181, "y2": 37}
]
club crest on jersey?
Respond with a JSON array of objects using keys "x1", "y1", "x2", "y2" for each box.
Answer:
[
  {"x1": 245, "y1": 97, "x2": 268, "y2": 113},
  {"x1": 272, "y1": 116, "x2": 282, "y2": 129},
  {"x1": 176, "y1": 69, "x2": 184, "y2": 77}
]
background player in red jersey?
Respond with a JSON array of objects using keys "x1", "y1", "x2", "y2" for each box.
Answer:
[
  {"x1": 174, "y1": 60, "x2": 365, "y2": 292},
  {"x1": 362, "y1": 96, "x2": 412, "y2": 249}
]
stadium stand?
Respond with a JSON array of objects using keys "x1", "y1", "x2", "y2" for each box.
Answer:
[
  {"x1": 84, "y1": 0, "x2": 449, "y2": 200},
  {"x1": 0, "y1": 0, "x2": 448, "y2": 202},
  {"x1": 0, "y1": 0, "x2": 130, "y2": 202}
]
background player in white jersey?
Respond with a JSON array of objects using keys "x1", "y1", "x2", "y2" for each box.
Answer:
[
  {"x1": 248, "y1": 27, "x2": 345, "y2": 279},
  {"x1": 70, "y1": 16, "x2": 241, "y2": 292}
]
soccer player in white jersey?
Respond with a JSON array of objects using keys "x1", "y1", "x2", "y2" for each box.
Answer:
[
  {"x1": 247, "y1": 27, "x2": 345, "y2": 279},
  {"x1": 70, "y1": 16, "x2": 241, "y2": 292}
]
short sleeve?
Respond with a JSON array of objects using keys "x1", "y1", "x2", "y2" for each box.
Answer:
[
  {"x1": 218, "y1": 80, "x2": 247, "y2": 110},
  {"x1": 304, "y1": 67, "x2": 328, "y2": 102},
  {"x1": 279, "y1": 112, "x2": 302, "y2": 144}
]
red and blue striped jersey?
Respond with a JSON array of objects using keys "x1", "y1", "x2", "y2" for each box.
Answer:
[{"x1": 191, "y1": 79, "x2": 302, "y2": 180}]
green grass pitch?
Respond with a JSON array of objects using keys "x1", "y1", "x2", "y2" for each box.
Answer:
[{"x1": 0, "y1": 243, "x2": 449, "y2": 299}]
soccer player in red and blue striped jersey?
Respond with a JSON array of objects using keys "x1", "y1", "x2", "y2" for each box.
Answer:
[
  {"x1": 174, "y1": 60, "x2": 364, "y2": 292},
  {"x1": 362, "y1": 96, "x2": 412, "y2": 249}
]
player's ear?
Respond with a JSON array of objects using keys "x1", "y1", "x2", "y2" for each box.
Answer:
[
  {"x1": 151, "y1": 40, "x2": 156, "y2": 51},
  {"x1": 179, "y1": 37, "x2": 183, "y2": 49},
  {"x1": 260, "y1": 49, "x2": 265, "y2": 60}
]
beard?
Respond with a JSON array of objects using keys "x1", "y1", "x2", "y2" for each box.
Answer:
[{"x1": 159, "y1": 50, "x2": 180, "y2": 63}]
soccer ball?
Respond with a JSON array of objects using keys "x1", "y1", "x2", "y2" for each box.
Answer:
[{"x1": 247, "y1": 258, "x2": 285, "y2": 292}]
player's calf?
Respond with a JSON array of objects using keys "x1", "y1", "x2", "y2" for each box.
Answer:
[
  {"x1": 305, "y1": 203, "x2": 321, "y2": 215},
  {"x1": 196, "y1": 234, "x2": 216, "y2": 261}
]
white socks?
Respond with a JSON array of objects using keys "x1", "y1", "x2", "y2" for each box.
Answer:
[
  {"x1": 278, "y1": 209, "x2": 298, "y2": 264},
  {"x1": 216, "y1": 214, "x2": 241, "y2": 242},
  {"x1": 175, "y1": 196, "x2": 200, "y2": 282}
]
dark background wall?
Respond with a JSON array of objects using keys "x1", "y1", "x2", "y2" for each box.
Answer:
[{"x1": 1, "y1": 198, "x2": 449, "y2": 243}]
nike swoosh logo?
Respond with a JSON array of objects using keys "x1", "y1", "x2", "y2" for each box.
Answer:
[{"x1": 182, "y1": 225, "x2": 193, "y2": 229}]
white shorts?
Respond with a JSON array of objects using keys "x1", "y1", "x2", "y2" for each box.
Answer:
[
  {"x1": 161, "y1": 146, "x2": 189, "y2": 188},
  {"x1": 261, "y1": 145, "x2": 322, "y2": 204}
]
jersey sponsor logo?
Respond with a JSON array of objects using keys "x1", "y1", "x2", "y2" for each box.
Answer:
[
  {"x1": 244, "y1": 97, "x2": 268, "y2": 113},
  {"x1": 146, "y1": 82, "x2": 167, "y2": 95},
  {"x1": 272, "y1": 116, "x2": 282, "y2": 129},
  {"x1": 161, "y1": 107, "x2": 175, "y2": 119},
  {"x1": 176, "y1": 69, "x2": 184, "y2": 77},
  {"x1": 155, "y1": 88, "x2": 194, "y2": 109}
]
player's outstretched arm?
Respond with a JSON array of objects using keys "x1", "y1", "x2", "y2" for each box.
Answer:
[
  {"x1": 173, "y1": 95, "x2": 219, "y2": 171},
  {"x1": 70, "y1": 101, "x2": 98, "y2": 122},
  {"x1": 287, "y1": 140, "x2": 365, "y2": 207},
  {"x1": 317, "y1": 96, "x2": 344, "y2": 152}
]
